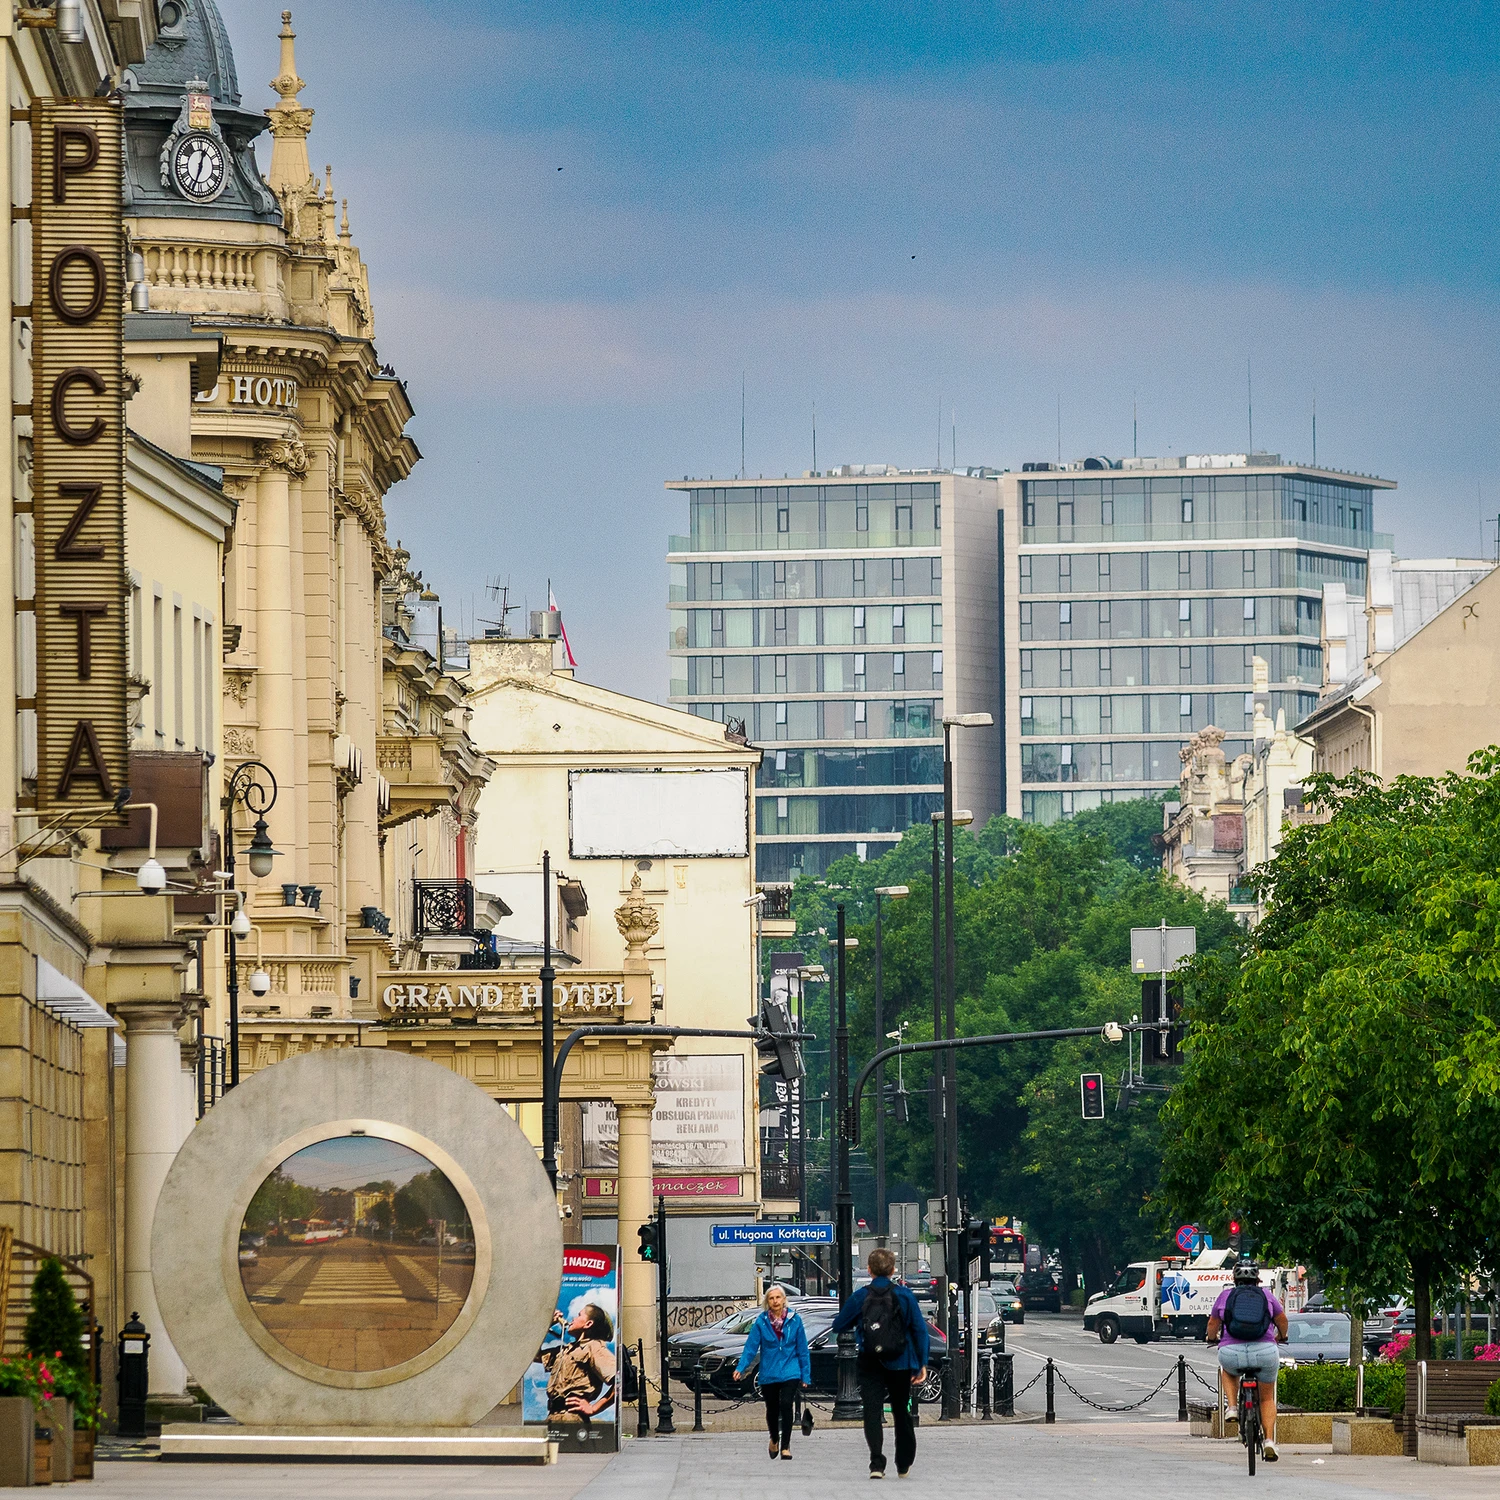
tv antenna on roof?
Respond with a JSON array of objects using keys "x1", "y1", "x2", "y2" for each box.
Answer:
[{"x1": 477, "y1": 576, "x2": 519, "y2": 636}]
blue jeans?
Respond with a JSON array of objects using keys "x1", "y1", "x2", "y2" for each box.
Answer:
[{"x1": 1218, "y1": 1340, "x2": 1280, "y2": 1385}]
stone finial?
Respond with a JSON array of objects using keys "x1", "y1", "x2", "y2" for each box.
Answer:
[
  {"x1": 614, "y1": 874, "x2": 659, "y2": 973},
  {"x1": 339, "y1": 197, "x2": 351, "y2": 244},
  {"x1": 266, "y1": 8, "x2": 316, "y2": 213},
  {"x1": 273, "y1": 11, "x2": 305, "y2": 106}
]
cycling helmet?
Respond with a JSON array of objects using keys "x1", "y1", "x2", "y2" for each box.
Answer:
[{"x1": 1232, "y1": 1260, "x2": 1261, "y2": 1285}]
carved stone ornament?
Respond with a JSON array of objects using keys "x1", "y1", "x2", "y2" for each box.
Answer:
[
  {"x1": 224, "y1": 727, "x2": 257, "y2": 757},
  {"x1": 255, "y1": 437, "x2": 308, "y2": 477},
  {"x1": 614, "y1": 874, "x2": 660, "y2": 957},
  {"x1": 224, "y1": 669, "x2": 253, "y2": 709}
]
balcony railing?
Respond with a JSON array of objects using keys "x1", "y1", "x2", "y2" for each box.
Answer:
[
  {"x1": 757, "y1": 884, "x2": 793, "y2": 920},
  {"x1": 414, "y1": 878, "x2": 476, "y2": 938},
  {"x1": 761, "y1": 1161, "x2": 801, "y2": 1200}
]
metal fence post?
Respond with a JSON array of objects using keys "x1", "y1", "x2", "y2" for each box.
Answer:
[
  {"x1": 979, "y1": 1350, "x2": 992, "y2": 1420},
  {"x1": 693, "y1": 1362, "x2": 704, "y2": 1432},
  {"x1": 1177, "y1": 1354, "x2": 1188, "y2": 1422},
  {"x1": 994, "y1": 1350, "x2": 1013, "y2": 1416},
  {"x1": 1045, "y1": 1356, "x2": 1055, "y2": 1424}
]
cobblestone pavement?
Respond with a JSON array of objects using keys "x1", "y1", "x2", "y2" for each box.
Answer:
[{"x1": 91, "y1": 1422, "x2": 1500, "y2": 1498}]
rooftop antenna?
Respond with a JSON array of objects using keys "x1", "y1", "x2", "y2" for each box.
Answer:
[
  {"x1": 1247, "y1": 359, "x2": 1254, "y2": 452},
  {"x1": 951, "y1": 406, "x2": 956, "y2": 471},
  {"x1": 937, "y1": 394, "x2": 943, "y2": 470},
  {"x1": 1312, "y1": 390, "x2": 1317, "y2": 467},
  {"x1": 812, "y1": 401, "x2": 817, "y2": 476},
  {"x1": 1133, "y1": 391, "x2": 1138, "y2": 458},
  {"x1": 741, "y1": 372, "x2": 746, "y2": 480},
  {"x1": 1056, "y1": 393, "x2": 1062, "y2": 465},
  {"x1": 477, "y1": 575, "x2": 519, "y2": 636}
]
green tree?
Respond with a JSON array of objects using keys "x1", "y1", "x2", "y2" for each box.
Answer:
[
  {"x1": 244, "y1": 1168, "x2": 317, "y2": 1231},
  {"x1": 1162, "y1": 759, "x2": 1500, "y2": 1358},
  {"x1": 23, "y1": 1258, "x2": 85, "y2": 1373}
]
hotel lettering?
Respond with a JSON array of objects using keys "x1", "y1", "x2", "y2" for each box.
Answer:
[{"x1": 30, "y1": 102, "x2": 128, "y2": 815}]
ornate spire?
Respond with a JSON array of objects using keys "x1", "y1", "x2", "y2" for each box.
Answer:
[
  {"x1": 339, "y1": 197, "x2": 351, "y2": 245},
  {"x1": 321, "y1": 164, "x2": 337, "y2": 243},
  {"x1": 266, "y1": 9, "x2": 316, "y2": 218}
]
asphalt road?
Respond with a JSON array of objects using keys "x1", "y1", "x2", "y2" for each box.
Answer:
[{"x1": 1001, "y1": 1310, "x2": 1223, "y2": 1420}]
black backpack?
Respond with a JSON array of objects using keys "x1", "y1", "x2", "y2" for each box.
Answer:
[
  {"x1": 1224, "y1": 1285, "x2": 1272, "y2": 1341},
  {"x1": 860, "y1": 1284, "x2": 908, "y2": 1361}
]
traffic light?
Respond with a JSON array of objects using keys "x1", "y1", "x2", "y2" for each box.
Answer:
[
  {"x1": 637, "y1": 1221, "x2": 659, "y2": 1262},
  {"x1": 963, "y1": 1216, "x2": 991, "y2": 1285},
  {"x1": 883, "y1": 1080, "x2": 909, "y2": 1125},
  {"x1": 1080, "y1": 1072, "x2": 1105, "y2": 1119},
  {"x1": 1228, "y1": 1218, "x2": 1242, "y2": 1254},
  {"x1": 1141, "y1": 978, "x2": 1184, "y2": 1063},
  {"x1": 754, "y1": 995, "x2": 804, "y2": 1082}
]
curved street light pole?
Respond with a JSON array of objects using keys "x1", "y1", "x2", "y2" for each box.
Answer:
[{"x1": 223, "y1": 760, "x2": 279, "y2": 1089}]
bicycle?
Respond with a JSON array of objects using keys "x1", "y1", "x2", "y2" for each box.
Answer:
[{"x1": 1237, "y1": 1373, "x2": 1262, "y2": 1477}]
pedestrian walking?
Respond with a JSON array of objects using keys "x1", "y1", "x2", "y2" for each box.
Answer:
[
  {"x1": 833, "y1": 1248, "x2": 930, "y2": 1479},
  {"x1": 734, "y1": 1283, "x2": 811, "y2": 1458}
]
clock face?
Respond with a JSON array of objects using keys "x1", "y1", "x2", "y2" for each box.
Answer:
[{"x1": 171, "y1": 133, "x2": 227, "y2": 201}]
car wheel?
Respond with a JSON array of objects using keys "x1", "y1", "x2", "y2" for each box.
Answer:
[
  {"x1": 1132, "y1": 1334, "x2": 1151, "y2": 1345},
  {"x1": 916, "y1": 1371, "x2": 944, "y2": 1404},
  {"x1": 1097, "y1": 1316, "x2": 1120, "y2": 1345}
]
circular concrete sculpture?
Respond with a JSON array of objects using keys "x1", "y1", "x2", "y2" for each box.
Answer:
[{"x1": 153, "y1": 1048, "x2": 561, "y2": 1426}]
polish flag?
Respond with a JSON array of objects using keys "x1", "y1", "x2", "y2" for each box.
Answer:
[{"x1": 549, "y1": 586, "x2": 577, "y2": 668}]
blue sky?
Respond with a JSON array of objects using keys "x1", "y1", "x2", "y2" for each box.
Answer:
[
  {"x1": 276, "y1": 1134, "x2": 433, "y2": 1191},
  {"x1": 220, "y1": 1, "x2": 1500, "y2": 698}
]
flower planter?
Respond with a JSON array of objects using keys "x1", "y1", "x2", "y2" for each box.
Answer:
[
  {"x1": 0, "y1": 1398, "x2": 35, "y2": 1485},
  {"x1": 34, "y1": 1425, "x2": 52, "y2": 1485},
  {"x1": 74, "y1": 1425, "x2": 95, "y2": 1479},
  {"x1": 36, "y1": 1398, "x2": 74, "y2": 1482}
]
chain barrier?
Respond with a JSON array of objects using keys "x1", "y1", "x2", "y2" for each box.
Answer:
[
  {"x1": 1187, "y1": 1362, "x2": 1221, "y2": 1392},
  {"x1": 1049, "y1": 1362, "x2": 1181, "y2": 1414},
  {"x1": 1012, "y1": 1366, "x2": 1046, "y2": 1399}
]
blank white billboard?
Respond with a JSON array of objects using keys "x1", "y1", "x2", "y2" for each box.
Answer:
[{"x1": 569, "y1": 769, "x2": 749, "y2": 858}]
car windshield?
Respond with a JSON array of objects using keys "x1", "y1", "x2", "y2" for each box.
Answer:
[
  {"x1": 993, "y1": 1280, "x2": 1017, "y2": 1297},
  {"x1": 1285, "y1": 1315, "x2": 1351, "y2": 1346},
  {"x1": 1109, "y1": 1267, "x2": 1147, "y2": 1296},
  {"x1": 975, "y1": 1292, "x2": 997, "y2": 1319}
]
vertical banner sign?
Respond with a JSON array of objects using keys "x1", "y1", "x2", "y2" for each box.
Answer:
[
  {"x1": 522, "y1": 1246, "x2": 620, "y2": 1453},
  {"x1": 31, "y1": 102, "x2": 127, "y2": 817}
]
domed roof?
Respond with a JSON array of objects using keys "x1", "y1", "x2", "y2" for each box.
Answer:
[
  {"x1": 127, "y1": 0, "x2": 240, "y2": 106},
  {"x1": 122, "y1": 0, "x2": 280, "y2": 226}
]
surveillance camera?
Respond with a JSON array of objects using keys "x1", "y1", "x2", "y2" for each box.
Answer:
[
  {"x1": 1103, "y1": 1021, "x2": 1124, "y2": 1044},
  {"x1": 230, "y1": 907, "x2": 252, "y2": 940},
  {"x1": 248, "y1": 969, "x2": 271, "y2": 998},
  {"x1": 136, "y1": 858, "x2": 166, "y2": 893}
]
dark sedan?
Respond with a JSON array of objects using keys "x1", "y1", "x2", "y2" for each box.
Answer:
[
  {"x1": 807, "y1": 1306, "x2": 948, "y2": 1403},
  {"x1": 1017, "y1": 1268, "x2": 1063, "y2": 1313}
]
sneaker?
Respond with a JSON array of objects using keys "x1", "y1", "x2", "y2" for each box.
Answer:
[
  {"x1": 1263, "y1": 1444, "x2": 1278, "y2": 1463},
  {"x1": 870, "y1": 1467, "x2": 885, "y2": 1479},
  {"x1": 897, "y1": 1470, "x2": 910, "y2": 1479}
]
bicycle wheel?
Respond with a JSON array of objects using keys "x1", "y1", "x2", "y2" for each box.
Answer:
[{"x1": 1241, "y1": 1382, "x2": 1259, "y2": 1477}]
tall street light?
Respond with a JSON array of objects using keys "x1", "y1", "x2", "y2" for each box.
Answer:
[
  {"x1": 940, "y1": 710, "x2": 992, "y2": 1421},
  {"x1": 223, "y1": 760, "x2": 281, "y2": 1089},
  {"x1": 928, "y1": 812, "x2": 944, "y2": 1218},
  {"x1": 872, "y1": 885, "x2": 908, "y2": 1238},
  {"x1": 832, "y1": 907, "x2": 862, "y2": 1421}
]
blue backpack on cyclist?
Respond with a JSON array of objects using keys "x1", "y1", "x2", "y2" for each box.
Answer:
[{"x1": 1224, "y1": 1284, "x2": 1272, "y2": 1340}]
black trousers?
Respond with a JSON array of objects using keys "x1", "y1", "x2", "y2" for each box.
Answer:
[
  {"x1": 761, "y1": 1379, "x2": 798, "y2": 1447},
  {"x1": 858, "y1": 1355, "x2": 916, "y2": 1474}
]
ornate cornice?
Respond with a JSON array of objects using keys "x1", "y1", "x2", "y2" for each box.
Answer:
[{"x1": 255, "y1": 437, "x2": 308, "y2": 476}]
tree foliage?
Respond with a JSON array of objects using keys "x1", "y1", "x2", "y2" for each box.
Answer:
[
  {"x1": 781, "y1": 796, "x2": 1240, "y2": 1290},
  {"x1": 1162, "y1": 757, "x2": 1500, "y2": 1357},
  {"x1": 23, "y1": 1258, "x2": 85, "y2": 1373}
]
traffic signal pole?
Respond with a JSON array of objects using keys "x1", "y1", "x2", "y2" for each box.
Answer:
[
  {"x1": 655, "y1": 1196, "x2": 674, "y2": 1433},
  {"x1": 942, "y1": 729, "x2": 960, "y2": 1421}
]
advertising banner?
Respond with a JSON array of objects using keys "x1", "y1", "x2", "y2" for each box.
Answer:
[
  {"x1": 583, "y1": 1054, "x2": 744, "y2": 1169},
  {"x1": 523, "y1": 1246, "x2": 620, "y2": 1453}
]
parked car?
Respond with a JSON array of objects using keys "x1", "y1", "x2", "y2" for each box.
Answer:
[
  {"x1": 989, "y1": 1279, "x2": 1025, "y2": 1325},
  {"x1": 667, "y1": 1302, "x2": 839, "y2": 1399},
  {"x1": 809, "y1": 1307, "x2": 948, "y2": 1403},
  {"x1": 1017, "y1": 1267, "x2": 1063, "y2": 1313},
  {"x1": 1279, "y1": 1312, "x2": 1352, "y2": 1367}
]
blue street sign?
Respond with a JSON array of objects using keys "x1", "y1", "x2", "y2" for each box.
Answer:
[
  {"x1": 711, "y1": 1223, "x2": 835, "y2": 1247},
  {"x1": 1175, "y1": 1223, "x2": 1197, "y2": 1253}
]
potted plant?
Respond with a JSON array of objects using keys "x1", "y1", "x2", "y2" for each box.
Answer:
[
  {"x1": 24, "y1": 1258, "x2": 89, "y2": 1482},
  {"x1": 50, "y1": 1360, "x2": 99, "y2": 1477},
  {"x1": 0, "y1": 1353, "x2": 52, "y2": 1486}
]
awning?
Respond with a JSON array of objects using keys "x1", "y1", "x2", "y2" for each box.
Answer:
[{"x1": 36, "y1": 957, "x2": 117, "y2": 1029}]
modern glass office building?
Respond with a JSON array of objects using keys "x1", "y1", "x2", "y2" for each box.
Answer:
[
  {"x1": 666, "y1": 471, "x2": 1002, "y2": 880},
  {"x1": 1007, "y1": 455, "x2": 1395, "y2": 822}
]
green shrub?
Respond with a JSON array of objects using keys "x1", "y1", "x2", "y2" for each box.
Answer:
[
  {"x1": 1486, "y1": 1379, "x2": 1500, "y2": 1418},
  {"x1": 1434, "y1": 1332, "x2": 1492, "y2": 1360},
  {"x1": 1361, "y1": 1361, "x2": 1406, "y2": 1414},
  {"x1": 1069, "y1": 1289, "x2": 1088, "y2": 1310},
  {"x1": 23, "y1": 1259, "x2": 85, "y2": 1374},
  {"x1": 1277, "y1": 1363, "x2": 1356, "y2": 1412}
]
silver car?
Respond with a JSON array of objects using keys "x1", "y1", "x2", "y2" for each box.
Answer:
[{"x1": 1279, "y1": 1312, "x2": 1352, "y2": 1366}]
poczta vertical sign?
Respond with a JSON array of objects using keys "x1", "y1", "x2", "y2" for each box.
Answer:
[{"x1": 31, "y1": 103, "x2": 127, "y2": 816}]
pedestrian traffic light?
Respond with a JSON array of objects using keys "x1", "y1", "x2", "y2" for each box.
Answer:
[
  {"x1": 1080, "y1": 1072, "x2": 1105, "y2": 1120},
  {"x1": 637, "y1": 1222, "x2": 659, "y2": 1262},
  {"x1": 963, "y1": 1216, "x2": 991, "y2": 1285},
  {"x1": 1141, "y1": 979, "x2": 1184, "y2": 1064},
  {"x1": 754, "y1": 995, "x2": 804, "y2": 1082}
]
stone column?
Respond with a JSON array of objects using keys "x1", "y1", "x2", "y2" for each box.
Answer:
[
  {"x1": 253, "y1": 440, "x2": 308, "y2": 889},
  {"x1": 117, "y1": 998, "x2": 191, "y2": 1399},
  {"x1": 616, "y1": 1102, "x2": 656, "y2": 1371}
]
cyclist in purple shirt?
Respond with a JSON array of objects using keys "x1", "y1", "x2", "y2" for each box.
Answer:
[{"x1": 1207, "y1": 1261, "x2": 1289, "y2": 1460}]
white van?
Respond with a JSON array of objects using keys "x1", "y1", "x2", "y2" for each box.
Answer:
[{"x1": 1083, "y1": 1249, "x2": 1306, "y2": 1344}]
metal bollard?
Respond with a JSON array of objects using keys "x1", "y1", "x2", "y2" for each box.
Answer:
[
  {"x1": 117, "y1": 1313, "x2": 150, "y2": 1440},
  {"x1": 637, "y1": 1339, "x2": 651, "y2": 1438},
  {"x1": 1177, "y1": 1354, "x2": 1188, "y2": 1422},
  {"x1": 995, "y1": 1351, "x2": 1014, "y2": 1417},
  {"x1": 693, "y1": 1363, "x2": 704, "y2": 1432},
  {"x1": 938, "y1": 1359, "x2": 953, "y2": 1421},
  {"x1": 1045, "y1": 1356, "x2": 1055, "y2": 1424},
  {"x1": 979, "y1": 1350, "x2": 992, "y2": 1420}
]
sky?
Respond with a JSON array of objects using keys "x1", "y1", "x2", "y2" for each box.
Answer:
[
  {"x1": 217, "y1": 1, "x2": 1500, "y2": 700},
  {"x1": 275, "y1": 1134, "x2": 434, "y2": 1191}
]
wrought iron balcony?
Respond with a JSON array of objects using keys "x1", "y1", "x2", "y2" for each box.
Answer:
[
  {"x1": 757, "y1": 884, "x2": 793, "y2": 920},
  {"x1": 761, "y1": 1161, "x2": 801, "y2": 1200},
  {"x1": 414, "y1": 878, "x2": 477, "y2": 938}
]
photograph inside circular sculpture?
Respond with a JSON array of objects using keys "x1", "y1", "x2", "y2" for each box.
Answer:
[{"x1": 238, "y1": 1134, "x2": 476, "y2": 1373}]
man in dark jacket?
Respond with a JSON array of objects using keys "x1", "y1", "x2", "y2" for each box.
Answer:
[{"x1": 832, "y1": 1248, "x2": 930, "y2": 1478}]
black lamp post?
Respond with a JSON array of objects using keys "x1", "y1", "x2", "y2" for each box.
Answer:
[
  {"x1": 872, "y1": 885, "x2": 908, "y2": 1238},
  {"x1": 224, "y1": 760, "x2": 280, "y2": 1089},
  {"x1": 832, "y1": 902, "x2": 863, "y2": 1420},
  {"x1": 541, "y1": 849, "x2": 557, "y2": 1188}
]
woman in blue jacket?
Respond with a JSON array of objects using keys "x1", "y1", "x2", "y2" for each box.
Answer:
[{"x1": 733, "y1": 1284, "x2": 811, "y2": 1459}]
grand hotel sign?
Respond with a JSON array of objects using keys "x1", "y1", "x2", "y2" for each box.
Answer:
[
  {"x1": 30, "y1": 102, "x2": 128, "y2": 816},
  {"x1": 377, "y1": 971, "x2": 630, "y2": 1020}
]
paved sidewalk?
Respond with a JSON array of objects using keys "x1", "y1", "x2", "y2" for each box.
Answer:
[{"x1": 89, "y1": 1421, "x2": 1500, "y2": 1498}]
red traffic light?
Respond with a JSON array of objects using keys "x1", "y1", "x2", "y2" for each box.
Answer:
[
  {"x1": 1229, "y1": 1220, "x2": 1241, "y2": 1235},
  {"x1": 1084, "y1": 1078, "x2": 1098, "y2": 1091}
]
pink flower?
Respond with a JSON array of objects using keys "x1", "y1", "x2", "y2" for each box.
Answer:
[{"x1": 1475, "y1": 1344, "x2": 1500, "y2": 1362}]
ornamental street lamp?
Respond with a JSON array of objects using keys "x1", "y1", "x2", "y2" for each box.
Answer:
[{"x1": 223, "y1": 761, "x2": 281, "y2": 1088}]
